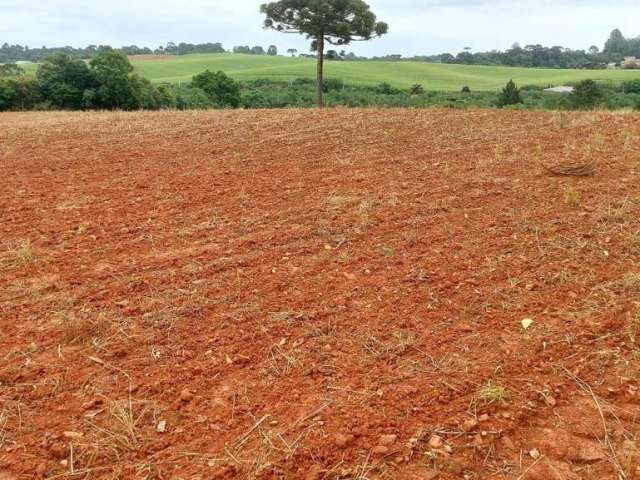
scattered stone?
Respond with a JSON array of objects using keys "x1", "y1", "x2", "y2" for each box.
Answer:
[
  {"x1": 343, "y1": 272, "x2": 356, "y2": 280},
  {"x1": 578, "y1": 443, "x2": 606, "y2": 463},
  {"x1": 422, "y1": 471, "x2": 441, "y2": 480},
  {"x1": 501, "y1": 436, "x2": 516, "y2": 450},
  {"x1": 156, "y1": 420, "x2": 167, "y2": 433},
  {"x1": 379, "y1": 434, "x2": 398, "y2": 446},
  {"x1": 180, "y1": 389, "x2": 193, "y2": 402},
  {"x1": 305, "y1": 465, "x2": 323, "y2": 480},
  {"x1": 521, "y1": 318, "x2": 534, "y2": 330},
  {"x1": 63, "y1": 431, "x2": 83, "y2": 439},
  {"x1": 35, "y1": 463, "x2": 47, "y2": 476},
  {"x1": 462, "y1": 418, "x2": 478, "y2": 432},
  {"x1": 428, "y1": 435, "x2": 443, "y2": 449},
  {"x1": 529, "y1": 448, "x2": 541, "y2": 459},
  {"x1": 371, "y1": 445, "x2": 389, "y2": 456},
  {"x1": 334, "y1": 433, "x2": 354, "y2": 449},
  {"x1": 478, "y1": 414, "x2": 490, "y2": 423},
  {"x1": 211, "y1": 465, "x2": 237, "y2": 479},
  {"x1": 80, "y1": 398, "x2": 101, "y2": 410},
  {"x1": 48, "y1": 444, "x2": 68, "y2": 459}
]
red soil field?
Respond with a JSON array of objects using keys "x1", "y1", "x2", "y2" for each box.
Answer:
[{"x1": 1, "y1": 109, "x2": 640, "y2": 479}]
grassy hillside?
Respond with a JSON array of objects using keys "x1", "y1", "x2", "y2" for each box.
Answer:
[
  {"x1": 12, "y1": 53, "x2": 640, "y2": 91},
  {"x1": 129, "y1": 53, "x2": 640, "y2": 91}
]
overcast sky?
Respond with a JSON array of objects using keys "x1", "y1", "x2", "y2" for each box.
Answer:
[{"x1": 2, "y1": 0, "x2": 640, "y2": 56}]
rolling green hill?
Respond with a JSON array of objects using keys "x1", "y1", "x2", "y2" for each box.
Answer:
[
  {"x1": 13, "y1": 53, "x2": 640, "y2": 91},
  {"x1": 129, "y1": 53, "x2": 640, "y2": 91}
]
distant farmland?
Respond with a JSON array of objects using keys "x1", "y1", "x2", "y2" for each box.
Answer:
[{"x1": 124, "y1": 53, "x2": 640, "y2": 90}]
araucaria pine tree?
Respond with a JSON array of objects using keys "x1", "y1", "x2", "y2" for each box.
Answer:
[{"x1": 260, "y1": 0, "x2": 388, "y2": 107}]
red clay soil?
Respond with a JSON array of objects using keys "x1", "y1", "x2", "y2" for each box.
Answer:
[{"x1": 1, "y1": 109, "x2": 640, "y2": 480}]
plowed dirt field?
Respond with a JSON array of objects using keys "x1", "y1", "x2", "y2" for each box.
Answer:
[{"x1": 1, "y1": 109, "x2": 640, "y2": 479}]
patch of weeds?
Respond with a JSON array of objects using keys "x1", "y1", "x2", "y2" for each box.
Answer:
[
  {"x1": 622, "y1": 273, "x2": 640, "y2": 292},
  {"x1": 336, "y1": 249, "x2": 351, "y2": 263},
  {"x1": 628, "y1": 309, "x2": 640, "y2": 345},
  {"x1": 326, "y1": 193, "x2": 358, "y2": 211},
  {"x1": 598, "y1": 199, "x2": 629, "y2": 224},
  {"x1": 2, "y1": 239, "x2": 37, "y2": 267},
  {"x1": 307, "y1": 320, "x2": 337, "y2": 340},
  {"x1": 477, "y1": 382, "x2": 509, "y2": 405},
  {"x1": 268, "y1": 311, "x2": 306, "y2": 324},
  {"x1": 382, "y1": 246, "x2": 395, "y2": 258},
  {"x1": 564, "y1": 187, "x2": 581, "y2": 208},
  {"x1": 361, "y1": 330, "x2": 415, "y2": 359},
  {"x1": 84, "y1": 397, "x2": 157, "y2": 463},
  {"x1": 0, "y1": 408, "x2": 9, "y2": 447},
  {"x1": 557, "y1": 112, "x2": 569, "y2": 129},
  {"x1": 58, "y1": 311, "x2": 111, "y2": 345},
  {"x1": 357, "y1": 199, "x2": 371, "y2": 229},
  {"x1": 268, "y1": 342, "x2": 302, "y2": 377}
]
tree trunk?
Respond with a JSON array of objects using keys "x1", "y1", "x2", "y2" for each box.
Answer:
[{"x1": 316, "y1": 34, "x2": 325, "y2": 108}]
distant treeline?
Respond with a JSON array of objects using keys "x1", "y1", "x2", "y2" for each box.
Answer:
[
  {"x1": 425, "y1": 29, "x2": 640, "y2": 69},
  {"x1": 0, "y1": 42, "x2": 268, "y2": 63},
  {"x1": 3, "y1": 29, "x2": 640, "y2": 69},
  {"x1": 339, "y1": 30, "x2": 640, "y2": 69},
  {"x1": 0, "y1": 48, "x2": 173, "y2": 111},
  {"x1": 2, "y1": 48, "x2": 640, "y2": 112},
  {"x1": 604, "y1": 29, "x2": 640, "y2": 57}
]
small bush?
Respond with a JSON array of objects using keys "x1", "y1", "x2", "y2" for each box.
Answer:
[
  {"x1": 409, "y1": 84, "x2": 425, "y2": 95},
  {"x1": 564, "y1": 187, "x2": 581, "y2": 207},
  {"x1": 192, "y1": 70, "x2": 241, "y2": 108},
  {"x1": 497, "y1": 79, "x2": 523, "y2": 107},
  {"x1": 622, "y1": 79, "x2": 640, "y2": 94},
  {"x1": 375, "y1": 82, "x2": 400, "y2": 95},
  {"x1": 461, "y1": 85, "x2": 471, "y2": 93},
  {"x1": 569, "y1": 79, "x2": 602, "y2": 110},
  {"x1": 175, "y1": 86, "x2": 215, "y2": 110},
  {"x1": 322, "y1": 78, "x2": 344, "y2": 92},
  {"x1": 292, "y1": 78, "x2": 315, "y2": 87},
  {"x1": 477, "y1": 382, "x2": 509, "y2": 405},
  {"x1": 520, "y1": 84, "x2": 544, "y2": 92}
]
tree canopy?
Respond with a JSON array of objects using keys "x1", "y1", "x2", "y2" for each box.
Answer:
[
  {"x1": 261, "y1": 0, "x2": 388, "y2": 106},
  {"x1": 261, "y1": 0, "x2": 388, "y2": 46},
  {"x1": 89, "y1": 47, "x2": 136, "y2": 109},
  {"x1": 497, "y1": 79, "x2": 523, "y2": 107},
  {"x1": 192, "y1": 70, "x2": 241, "y2": 108}
]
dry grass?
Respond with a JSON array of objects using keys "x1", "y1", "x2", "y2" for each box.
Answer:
[
  {"x1": 0, "y1": 408, "x2": 9, "y2": 448},
  {"x1": 1, "y1": 239, "x2": 37, "y2": 267},
  {"x1": 361, "y1": 330, "x2": 415, "y2": 360},
  {"x1": 267, "y1": 341, "x2": 302, "y2": 377},
  {"x1": 81, "y1": 397, "x2": 157, "y2": 465},
  {"x1": 58, "y1": 311, "x2": 112, "y2": 345}
]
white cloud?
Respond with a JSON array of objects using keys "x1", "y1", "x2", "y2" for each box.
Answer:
[{"x1": 1, "y1": 0, "x2": 640, "y2": 56}]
